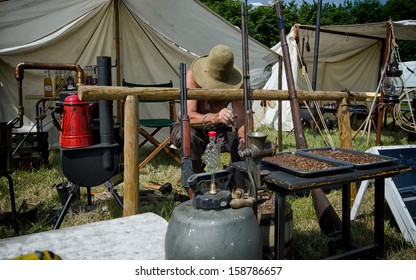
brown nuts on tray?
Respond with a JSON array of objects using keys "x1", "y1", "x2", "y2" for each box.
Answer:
[
  {"x1": 264, "y1": 153, "x2": 334, "y2": 172},
  {"x1": 307, "y1": 149, "x2": 384, "y2": 164}
]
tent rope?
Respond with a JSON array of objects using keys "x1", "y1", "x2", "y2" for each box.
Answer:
[
  {"x1": 357, "y1": 22, "x2": 411, "y2": 149},
  {"x1": 393, "y1": 89, "x2": 416, "y2": 133},
  {"x1": 392, "y1": 49, "x2": 416, "y2": 133},
  {"x1": 295, "y1": 42, "x2": 335, "y2": 147}
]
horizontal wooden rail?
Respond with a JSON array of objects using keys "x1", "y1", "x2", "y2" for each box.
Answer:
[{"x1": 78, "y1": 85, "x2": 368, "y2": 102}]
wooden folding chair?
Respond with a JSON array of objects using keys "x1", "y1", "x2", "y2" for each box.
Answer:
[{"x1": 122, "y1": 79, "x2": 181, "y2": 169}]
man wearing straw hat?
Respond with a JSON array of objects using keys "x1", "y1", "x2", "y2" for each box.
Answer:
[{"x1": 171, "y1": 44, "x2": 246, "y2": 173}]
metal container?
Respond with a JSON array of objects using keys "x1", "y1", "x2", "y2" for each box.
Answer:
[
  {"x1": 59, "y1": 94, "x2": 94, "y2": 148},
  {"x1": 165, "y1": 199, "x2": 263, "y2": 260}
]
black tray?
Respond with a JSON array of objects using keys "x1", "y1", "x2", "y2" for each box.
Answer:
[
  {"x1": 262, "y1": 151, "x2": 353, "y2": 177},
  {"x1": 298, "y1": 147, "x2": 399, "y2": 169}
]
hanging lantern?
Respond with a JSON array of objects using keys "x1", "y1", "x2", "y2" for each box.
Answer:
[{"x1": 382, "y1": 60, "x2": 403, "y2": 104}]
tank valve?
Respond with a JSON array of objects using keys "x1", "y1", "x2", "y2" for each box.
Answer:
[{"x1": 230, "y1": 197, "x2": 255, "y2": 209}]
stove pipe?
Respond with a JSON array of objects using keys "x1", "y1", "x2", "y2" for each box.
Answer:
[{"x1": 96, "y1": 56, "x2": 115, "y2": 170}]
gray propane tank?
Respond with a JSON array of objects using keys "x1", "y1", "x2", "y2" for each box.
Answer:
[{"x1": 164, "y1": 170, "x2": 262, "y2": 260}]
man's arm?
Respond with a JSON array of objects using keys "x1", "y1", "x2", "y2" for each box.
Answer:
[
  {"x1": 188, "y1": 101, "x2": 238, "y2": 129},
  {"x1": 186, "y1": 69, "x2": 232, "y2": 129},
  {"x1": 186, "y1": 69, "x2": 211, "y2": 128}
]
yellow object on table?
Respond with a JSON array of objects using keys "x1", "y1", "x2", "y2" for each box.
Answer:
[{"x1": 10, "y1": 250, "x2": 62, "y2": 260}]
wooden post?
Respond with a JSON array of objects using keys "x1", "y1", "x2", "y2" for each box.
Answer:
[
  {"x1": 338, "y1": 97, "x2": 356, "y2": 205},
  {"x1": 123, "y1": 95, "x2": 139, "y2": 216},
  {"x1": 338, "y1": 97, "x2": 352, "y2": 149},
  {"x1": 376, "y1": 21, "x2": 393, "y2": 145}
]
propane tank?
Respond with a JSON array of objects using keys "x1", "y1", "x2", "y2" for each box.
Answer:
[
  {"x1": 58, "y1": 94, "x2": 94, "y2": 148},
  {"x1": 165, "y1": 170, "x2": 263, "y2": 260}
]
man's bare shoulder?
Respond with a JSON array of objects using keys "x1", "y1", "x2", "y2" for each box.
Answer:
[{"x1": 187, "y1": 69, "x2": 200, "y2": 88}]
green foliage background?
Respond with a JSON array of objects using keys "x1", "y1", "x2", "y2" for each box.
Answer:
[{"x1": 200, "y1": 0, "x2": 416, "y2": 61}]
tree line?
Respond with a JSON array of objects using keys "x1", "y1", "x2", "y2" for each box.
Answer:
[{"x1": 200, "y1": 0, "x2": 416, "y2": 61}]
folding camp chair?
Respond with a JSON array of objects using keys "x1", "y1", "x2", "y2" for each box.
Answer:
[{"x1": 122, "y1": 79, "x2": 181, "y2": 169}]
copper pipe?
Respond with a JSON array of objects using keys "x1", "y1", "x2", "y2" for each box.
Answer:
[{"x1": 14, "y1": 61, "x2": 85, "y2": 128}]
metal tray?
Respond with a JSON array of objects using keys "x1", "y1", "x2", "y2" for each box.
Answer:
[
  {"x1": 298, "y1": 147, "x2": 399, "y2": 169},
  {"x1": 262, "y1": 151, "x2": 353, "y2": 177}
]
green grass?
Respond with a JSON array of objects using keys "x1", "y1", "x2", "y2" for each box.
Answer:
[{"x1": 1, "y1": 120, "x2": 415, "y2": 259}]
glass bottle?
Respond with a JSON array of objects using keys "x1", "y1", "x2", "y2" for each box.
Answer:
[
  {"x1": 85, "y1": 66, "x2": 93, "y2": 85},
  {"x1": 54, "y1": 70, "x2": 62, "y2": 95},
  {"x1": 92, "y1": 66, "x2": 98, "y2": 85},
  {"x1": 60, "y1": 71, "x2": 67, "y2": 92},
  {"x1": 203, "y1": 131, "x2": 221, "y2": 194},
  {"x1": 44, "y1": 70, "x2": 53, "y2": 97},
  {"x1": 204, "y1": 131, "x2": 221, "y2": 172},
  {"x1": 66, "y1": 71, "x2": 75, "y2": 90}
]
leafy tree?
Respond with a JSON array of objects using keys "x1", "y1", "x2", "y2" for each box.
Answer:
[
  {"x1": 298, "y1": 1, "x2": 353, "y2": 25},
  {"x1": 248, "y1": 2, "x2": 300, "y2": 47},
  {"x1": 350, "y1": 0, "x2": 385, "y2": 23},
  {"x1": 382, "y1": 0, "x2": 416, "y2": 21},
  {"x1": 200, "y1": 0, "x2": 242, "y2": 27},
  {"x1": 382, "y1": 0, "x2": 416, "y2": 61},
  {"x1": 199, "y1": 0, "x2": 416, "y2": 61}
]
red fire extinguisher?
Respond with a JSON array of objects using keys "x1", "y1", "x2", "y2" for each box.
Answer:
[{"x1": 53, "y1": 94, "x2": 94, "y2": 148}]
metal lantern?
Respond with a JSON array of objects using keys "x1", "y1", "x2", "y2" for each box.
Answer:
[{"x1": 382, "y1": 60, "x2": 403, "y2": 104}]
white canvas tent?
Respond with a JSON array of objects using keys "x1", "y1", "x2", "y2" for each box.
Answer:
[
  {"x1": 0, "y1": 0, "x2": 276, "y2": 147},
  {"x1": 402, "y1": 61, "x2": 416, "y2": 88},
  {"x1": 258, "y1": 20, "x2": 416, "y2": 131}
]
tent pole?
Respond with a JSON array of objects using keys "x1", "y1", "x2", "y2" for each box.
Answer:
[
  {"x1": 114, "y1": 0, "x2": 121, "y2": 86},
  {"x1": 274, "y1": 1, "x2": 342, "y2": 237},
  {"x1": 376, "y1": 21, "x2": 393, "y2": 145},
  {"x1": 309, "y1": 0, "x2": 322, "y2": 137},
  {"x1": 114, "y1": 0, "x2": 124, "y2": 139},
  {"x1": 278, "y1": 55, "x2": 283, "y2": 152},
  {"x1": 311, "y1": 0, "x2": 322, "y2": 91}
]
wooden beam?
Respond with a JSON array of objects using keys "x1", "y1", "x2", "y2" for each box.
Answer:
[{"x1": 78, "y1": 85, "x2": 368, "y2": 102}]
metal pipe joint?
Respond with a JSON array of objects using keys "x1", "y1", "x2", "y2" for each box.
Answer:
[{"x1": 14, "y1": 61, "x2": 85, "y2": 128}]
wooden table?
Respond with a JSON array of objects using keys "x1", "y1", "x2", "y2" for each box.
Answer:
[{"x1": 231, "y1": 161, "x2": 411, "y2": 259}]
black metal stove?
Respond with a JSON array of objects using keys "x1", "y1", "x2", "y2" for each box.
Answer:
[{"x1": 53, "y1": 56, "x2": 123, "y2": 229}]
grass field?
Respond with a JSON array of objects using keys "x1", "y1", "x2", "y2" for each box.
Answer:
[{"x1": 1, "y1": 120, "x2": 415, "y2": 259}]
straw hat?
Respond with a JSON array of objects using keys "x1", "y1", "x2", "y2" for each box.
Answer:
[{"x1": 191, "y1": 44, "x2": 243, "y2": 89}]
